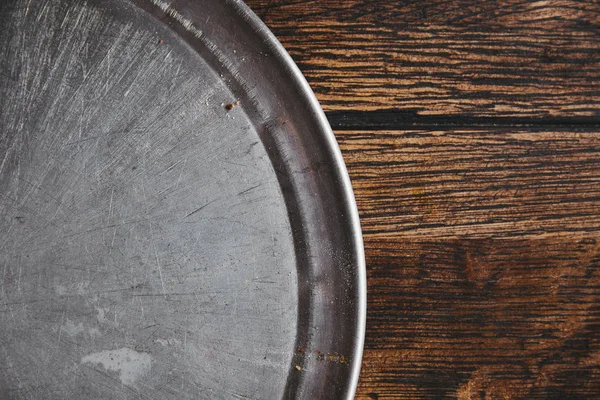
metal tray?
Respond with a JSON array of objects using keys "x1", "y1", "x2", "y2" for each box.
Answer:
[{"x1": 0, "y1": 0, "x2": 365, "y2": 398}]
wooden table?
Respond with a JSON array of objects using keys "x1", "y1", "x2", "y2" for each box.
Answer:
[{"x1": 245, "y1": 1, "x2": 600, "y2": 398}]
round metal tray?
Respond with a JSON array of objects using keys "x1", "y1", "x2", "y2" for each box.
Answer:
[{"x1": 0, "y1": 0, "x2": 365, "y2": 398}]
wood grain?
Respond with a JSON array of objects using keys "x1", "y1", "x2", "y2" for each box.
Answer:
[
  {"x1": 339, "y1": 129, "x2": 600, "y2": 239},
  {"x1": 359, "y1": 237, "x2": 600, "y2": 399},
  {"x1": 245, "y1": 0, "x2": 600, "y2": 118},
  {"x1": 336, "y1": 129, "x2": 600, "y2": 399}
]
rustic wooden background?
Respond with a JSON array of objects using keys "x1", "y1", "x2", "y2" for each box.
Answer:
[{"x1": 245, "y1": 1, "x2": 600, "y2": 399}]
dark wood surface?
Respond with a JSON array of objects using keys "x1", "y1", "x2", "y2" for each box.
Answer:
[
  {"x1": 245, "y1": 1, "x2": 600, "y2": 399},
  {"x1": 248, "y1": 0, "x2": 599, "y2": 119}
]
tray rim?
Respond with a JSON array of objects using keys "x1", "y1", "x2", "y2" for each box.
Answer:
[{"x1": 228, "y1": 1, "x2": 367, "y2": 397}]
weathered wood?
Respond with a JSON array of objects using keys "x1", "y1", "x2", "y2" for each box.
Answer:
[
  {"x1": 339, "y1": 129, "x2": 600, "y2": 239},
  {"x1": 335, "y1": 129, "x2": 600, "y2": 399},
  {"x1": 245, "y1": 0, "x2": 600, "y2": 118},
  {"x1": 359, "y1": 237, "x2": 600, "y2": 399}
]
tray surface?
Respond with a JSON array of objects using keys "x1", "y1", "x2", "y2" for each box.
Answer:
[{"x1": 0, "y1": 1, "x2": 365, "y2": 398}]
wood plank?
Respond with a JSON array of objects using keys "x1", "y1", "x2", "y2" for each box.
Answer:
[
  {"x1": 334, "y1": 129, "x2": 600, "y2": 398},
  {"x1": 339, "y1": 129, "x2": 600, "y2": 239},
  {"x1": 244, "y1": 0, "x2": 600, "y2": 118},
  {"x1": 359, "y1": 237, "x2": 600, "y2": 399}
]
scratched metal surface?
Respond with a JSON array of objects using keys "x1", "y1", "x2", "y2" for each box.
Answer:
[{"x1": 0, "y1": 0, "x2": 365, "y2": 399}]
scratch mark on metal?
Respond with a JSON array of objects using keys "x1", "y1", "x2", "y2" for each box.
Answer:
[
  {"x1": 108, "y1": 187, "x2": 114, "y2": 219},
  {"x1": 24, "y1": 0, "x2": 32, "y2": 16},
  {"x1": 237, "y1": 183, "x2": 262, "y2": 196},
  {"x1": 36, "y1": 1, "x2": 48, "y2": 21},
  {"x1": 148, "y1": 222, "x2": 166, "y2": 299},
  {"x1": 149, "y1": 0, "x2": 203, "y2": 38},
  {"x1": 59, "y1": 7, "x2": 70, "y2": 28},
  {"x1": 185, "y1": 198, "x2": 218, "y2": 218},
  {"x1": 161, "y1": 160, "x2": 181, "y2": 174}
]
